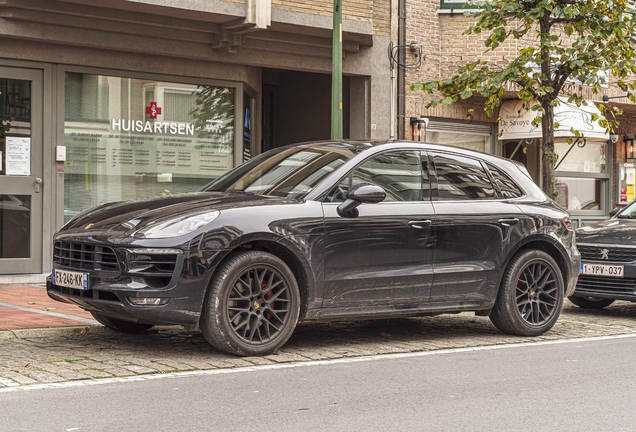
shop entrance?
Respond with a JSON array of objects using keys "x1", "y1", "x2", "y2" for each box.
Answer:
[
  {"x1": 0, "y1": 66, "x2": 43, "y2": 274},
  {"x1": 262, "y1": 69, "x2": 350, "y2": 151}
]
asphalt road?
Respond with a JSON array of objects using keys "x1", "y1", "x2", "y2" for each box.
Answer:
[{"x1": 2, "y1": 335, "x2": 635, "y2": 432}]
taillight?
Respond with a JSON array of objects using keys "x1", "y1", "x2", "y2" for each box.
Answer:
[{"x1": 562, "y1": 216, "x2": 574, "y2": 231}]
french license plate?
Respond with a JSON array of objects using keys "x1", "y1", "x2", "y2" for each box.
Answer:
[
  {"x1": 52, "y1": 268, "x2": 89, "y2": 290},
  {"x1": 580, "y1": 263, "x2": 624, "y2": 278}
]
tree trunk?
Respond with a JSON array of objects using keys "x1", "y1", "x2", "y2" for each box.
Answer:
[{"x1": 541, "y1": 101, "x2": 556, "y2": 199}]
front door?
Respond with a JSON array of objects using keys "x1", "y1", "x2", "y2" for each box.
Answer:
[
  {"x1": 322, "y1": 149, "x2": 434, "y2": 308},
  {"x1": 0, "y1": 66, "x2": 43, "y2": 274}
]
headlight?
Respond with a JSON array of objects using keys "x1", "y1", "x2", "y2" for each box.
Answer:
[{"x1": 135, "y1": 211, "x2": 220, "y2": 239}]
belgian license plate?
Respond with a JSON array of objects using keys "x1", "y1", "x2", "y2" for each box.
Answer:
[
  {"x1": 52, "y1": 268, "x2": 89, "y2": 290},
  {"x1": 581, "y1": 263, "x2": 624, "y2": 278}
]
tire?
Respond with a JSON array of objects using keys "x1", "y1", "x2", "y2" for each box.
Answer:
[
  {"x1": 90, "y1": 311, "x2": 154, "y2": 333},
  {"x1": 200, "y1": 250, "x2": 300, "y2": 356},
  {"x1": 568, "y1": 296, "x2": 615, "y2": 310},
  {"x1": 490, "y1": 250, "x2": 564, "y2": 336}
]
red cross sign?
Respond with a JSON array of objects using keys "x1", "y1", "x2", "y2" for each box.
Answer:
[{"x1": 145, "y1": 102, "x2": 162, "y2": 119}]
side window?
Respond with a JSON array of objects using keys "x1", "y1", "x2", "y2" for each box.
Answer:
[
  {"x1": 486, "y1": 163, "x2": 524, "y2": 199},
  {"x1": 433, "y1": 153, "x2": 496, "y2": 201},
  {"x1": 327, "y1": 150, "x2": 423, "y2": 202}
]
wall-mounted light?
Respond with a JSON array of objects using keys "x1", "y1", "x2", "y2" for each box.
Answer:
[
  {"x1": 409, "y1": 117, "x2": 429, "y2": 141},
  {"x1": 625, "y1": 135, "x2": 634, "y2": 159}
]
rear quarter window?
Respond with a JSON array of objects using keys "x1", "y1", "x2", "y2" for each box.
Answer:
[
  {"x1": 486, "y1": 163, "x2": 524, "y2": 199},
  {"x1": 432, "y1": 153, "x2": 496, "y2": 201}
]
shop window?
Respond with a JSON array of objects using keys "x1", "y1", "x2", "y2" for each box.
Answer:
[
  {"x1": 556, "y1": 178, "x2": 604, "y2": 211},
  {"x1": 63, "y1": 73, "x2": 235, "y2": 222},
  {"x1": 555, "y1": 141, "x2": 607, "y2": 173},
  {"x1": 424, "y1": 120, "x2": 492, "y2": 153},
  {"x1": 554, "y1": 140, "x2": 609, "y2": 213}
]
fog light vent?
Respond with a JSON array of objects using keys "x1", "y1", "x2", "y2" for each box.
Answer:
[{"x1": 128, "y1": 297, "x2": 169, "y2": 305}]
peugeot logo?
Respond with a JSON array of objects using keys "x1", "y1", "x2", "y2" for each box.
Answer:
[{"x1": 600, "y1": 248, "x2": 610, "y2": 260}]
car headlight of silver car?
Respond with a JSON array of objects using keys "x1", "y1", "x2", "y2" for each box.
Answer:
[{"x1": 135, "y1": 211, "x2": 220, "y2": 239}]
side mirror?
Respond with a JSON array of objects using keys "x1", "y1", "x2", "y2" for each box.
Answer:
[
  {"x1": 337, "y1": 183, "x2": 386, "y2": 217},
  {"x1": 609, "y1": 207, "x2": 622, "y2": 217}
]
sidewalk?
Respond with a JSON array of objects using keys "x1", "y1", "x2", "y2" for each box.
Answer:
[{"x1": 0, "y1": 284, "x2": 97, "y2": 331}]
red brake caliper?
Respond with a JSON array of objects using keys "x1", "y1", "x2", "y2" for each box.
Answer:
[{"x1": 263, "y1": 280, "x2": 274, "y2": 320}]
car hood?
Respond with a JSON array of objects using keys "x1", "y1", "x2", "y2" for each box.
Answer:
[
  {"x1": 576, "y1": 218, "x2": 636, "y2": 245},
  {"x1": 60, "y1": 192, "x2": 296, "y2": 233}
]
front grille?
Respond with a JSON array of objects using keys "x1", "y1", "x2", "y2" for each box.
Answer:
[
  {"x1": 578, "y1": 245, "x2": 636, "y2": 263},
  {"x1": 576, "y1": 275, "x2": 636, "y2": 294},
  {"x1": 54, "y1": 241, "x2": 119, "y2": 271}
]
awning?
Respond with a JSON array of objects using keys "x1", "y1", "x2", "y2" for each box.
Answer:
[{"x1": 498, "y1": 98, "x2": 609, "y2": 141}]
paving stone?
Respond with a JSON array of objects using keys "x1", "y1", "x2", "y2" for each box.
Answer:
[
  {"x1": 23, "y1": 370, "x2": 66, "y2": 383},
  {"x1": 122, "y1": 365, "x2": 158, "y2": 374},
  {"x1": 79, "y1": 369, "x2": 113, "y2": 378},
  {"x1": 1, "y1": 302, "x2": 636, "y2": 386},
  {"x1": 101, "y1": 367, "x2": 136, "y2": 377},
  {"x1": 0, "y1": 371, "x2": 38, "y2": 385}
]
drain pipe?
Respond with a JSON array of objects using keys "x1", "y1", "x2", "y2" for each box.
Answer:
[{"x1": 397, "y1": 0, "x2": 406, "y2": 140}]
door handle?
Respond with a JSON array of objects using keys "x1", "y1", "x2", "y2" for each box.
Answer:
[
  {"x1": 409, "y1": 220, "x2": 432, "y2": 229},
  {"x1": 34, "y1": 178, "x2": 42, "y2": 193},
  {"x1": 498, "y1": 218, "x2": 519, "y2": 226}
]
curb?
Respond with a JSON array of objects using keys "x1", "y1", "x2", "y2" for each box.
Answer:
[{"x1": 0, "y1": 325, "x2": 103, "y2": 340}]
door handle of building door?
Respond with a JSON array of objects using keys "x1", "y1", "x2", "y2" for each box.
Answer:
[
  {"x1": 34, "y1": 178, "x2": 42, "y2": 193},
  {"x1": 408, "y1": 220, "x2": 432, "y2": 229},
  {"x1": 498, "y1": 218, "x2": 519, "y2": 226}
]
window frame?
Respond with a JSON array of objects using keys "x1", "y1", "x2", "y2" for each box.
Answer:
[{"x1": 323, "y1": 149, "x2": 430, "y2": 204}]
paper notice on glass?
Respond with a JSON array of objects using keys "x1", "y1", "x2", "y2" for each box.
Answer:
[
  {"x1": 627, "y1": 167, "x2": 636, "y2": 186},
  {"x1": 6, "y1": 136, "x2": 31, "y2": 176}
]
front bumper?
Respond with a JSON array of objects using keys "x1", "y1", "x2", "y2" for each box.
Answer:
[
  {"x1": 47, "y1": 243, "x2": 228, "y2": 326},
  {"x1": 571, "y1": 244, "x2": 636, "y2": 301},
  {"x1": 572, "y1": 264, "x2": 636, "y2": 302}
]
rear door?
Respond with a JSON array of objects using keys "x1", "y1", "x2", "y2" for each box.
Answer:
[{"x1": 429, "y1": 151, "x2": 526, "y2": 303}]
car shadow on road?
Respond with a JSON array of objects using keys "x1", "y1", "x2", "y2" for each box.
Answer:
[{"x1": 562, "y1": 300, "x2": 636, "y2": 321}]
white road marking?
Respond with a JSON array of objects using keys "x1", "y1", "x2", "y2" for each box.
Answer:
[
  {"x1": 0, "y1": 302, "x2": 98, "y2": 324},
  {"x1": 1, "y1": 333, "x2": 635, "y2": 394}
]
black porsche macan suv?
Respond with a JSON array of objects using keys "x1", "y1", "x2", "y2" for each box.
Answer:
[{"x1": 48, "y1": 141, "x2": 580, "y2": 356}]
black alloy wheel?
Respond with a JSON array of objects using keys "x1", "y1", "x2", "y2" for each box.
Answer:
[
  {"x1": 200, "y1": 251, "x2": 300, "y2": 356},
  {"x1": 490, "y1": 250, "x2": 564, "y2": 336},
  {"x1": 568, "y1": 296, "x2": 615, "y2": 310}
]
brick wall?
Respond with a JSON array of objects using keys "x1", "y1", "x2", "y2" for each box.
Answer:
[
  {"x1": 405, "y1": 4, "x2": 636, "y2": 124},
  {"x1": 231, "y1": 0, "x2": 390, "y2": 36},
  {"x1": 272, "y1": 0, "x2": 374, "y2": 22},
  {"x1": 405, "y1": 4, "x2": 520, "y2": 123}
]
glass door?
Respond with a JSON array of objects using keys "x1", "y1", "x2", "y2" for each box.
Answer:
[{"x1": 0, "y1": 66, "x2": 43, "y2": 274}]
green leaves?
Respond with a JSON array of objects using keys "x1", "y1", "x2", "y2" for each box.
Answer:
[{"x1": 409, "y1": 0, "x2": 636, "y2": 125}]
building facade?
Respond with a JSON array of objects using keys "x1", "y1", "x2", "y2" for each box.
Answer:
[
  {"x1": 403, "y1": 0, "x2": 636, "y2": 228},
  {"x1": 0, "y1": 0, "x2": 395, "y2": 276}
]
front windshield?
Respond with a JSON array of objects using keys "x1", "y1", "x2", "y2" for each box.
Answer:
[
  {"x1": 203, "y1": 144, "x2": 358, "y2": 199},
  {"x1": 617, "y1": 201, "x2": 636, "y2": 218}
]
